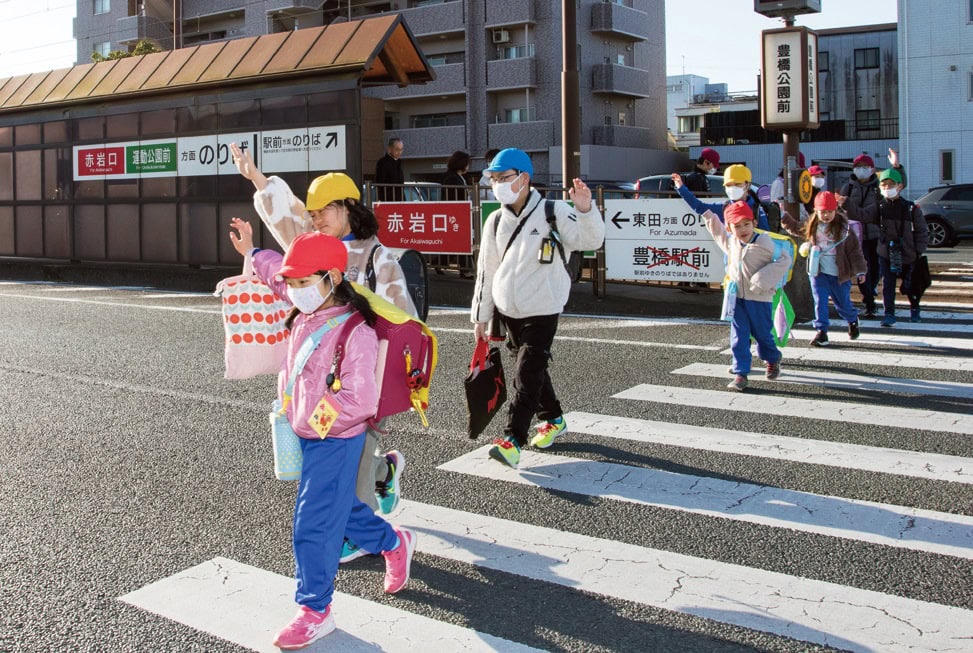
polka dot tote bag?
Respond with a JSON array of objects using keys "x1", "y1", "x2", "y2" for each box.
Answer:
[{"x1": 215, "y1": 254, "x2": 291, "y2": 379}]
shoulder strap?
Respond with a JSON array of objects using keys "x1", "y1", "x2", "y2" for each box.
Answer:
[
  {"x1": 363, "y1": 244, "x2": 381, "y2": 291},
  {"x1": 544, "y1": 199, "x2": 567, "y2": 264},
  {"x1": 283, "y1": 312, "x2": 353, "y2": 401},
  {"x1": 500, "y1": 209, "x2": 533, "y2": 262}
]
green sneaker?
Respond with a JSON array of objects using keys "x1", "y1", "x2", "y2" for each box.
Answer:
[
  {"x1": 376, "y1": 450, "x2": 405, "y2": 515},
  {"x1": 530, "y1": 417, "x2": 567, "y2": 449},
  {"x1": 488, "y1": 436, "x2": 521, "y2": 469}
]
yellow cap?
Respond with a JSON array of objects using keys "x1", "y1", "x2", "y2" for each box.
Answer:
[
  {"x1": 723, "y1": 164, "x2": 752, "y2": 185},
  {"x1": 305, "y1": 173, "x2": 361, "y2": 211}
]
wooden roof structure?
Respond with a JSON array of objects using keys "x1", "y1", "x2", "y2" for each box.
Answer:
[{"x1": 0, "y1": 14, "x2": 433, "y2": 114}]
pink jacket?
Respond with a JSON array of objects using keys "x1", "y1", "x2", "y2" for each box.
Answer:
[{"x1": 253, "y1": 249, "x2": 379, "y2": 440}]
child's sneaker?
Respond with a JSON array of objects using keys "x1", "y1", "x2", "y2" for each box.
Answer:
[
  {"x1": 382, "y1": 527, "x2": 416, "y2": 594},
  {"x1": 488, "y1": 436, "x2": 521, "y2": 469},
  {"x1": 273, "y1": 605, "x2": 335, "y2": 649},
  {"x1": 726, "y1": 375, "x2": 748, "y2": 392},
  {"x1": 848, "y1": 321, "x2": 860, "y2": 340},
  {"x1": 376, "y1": 450, "x2": 406, "y2": 515},
  {"x1": 339, "y1": 538, "x2": 368, "y2": 564},
  {"x1": 765, "y1": 360, "x2": 781, "y2": 380},
  {"x1": 530, "y1": 416, "x2": 567, "y2": 449},
  {"x1": 881, "y1": 314, "x2": 897, "y2": 327},
  {"x1": 910, "y1": 308, "x2": 922, "y2": 323},
  {"x1": 810, "y1": 330, "x2": 829, "y2": 347}
]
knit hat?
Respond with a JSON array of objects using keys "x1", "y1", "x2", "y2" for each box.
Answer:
[
  {"x1": 724, "y1": 200, "x2": 754, "y2": 225},
  {"x1": 813, "y1": 191, "x2": 838, "y2": 211},
  {"x1": 700, "y1": 148, "x2": 720, "y2": 166},
  {"x1": 879, "y1": 167, "x2": 903, "y2": 184},
  {"x1": 278, "y1": 232, "x2": 349, "y2": 278},
  {"x1": 853, "y1": 154, "x2": 875, "y2": 168}
]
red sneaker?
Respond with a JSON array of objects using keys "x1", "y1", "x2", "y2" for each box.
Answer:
[
  {"x1": 382, "y1": 527, "x2": 417, "y2": 593},
  {"x1": 273, "y1": 605, "x2": 335, "y2": 650}
]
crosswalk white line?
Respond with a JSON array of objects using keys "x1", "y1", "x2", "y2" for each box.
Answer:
[
  {"x1": 791, "y1": 327, "x2": 973, "y2": 347},
  {"x1": 431, "y1": 327, "x2": 721, "y2": 350},
  {"x1": 439, "y1": 448, "x2": 973, "y2": 559},
  {"x1": 0, "y1": 291, "x2": 221, "y2": 314},
  {"x1": 120, "y1": 557, "x2": 540, "y2": 653},
  {"x1": 562, "y1": 411, "x2": 972, "y2": 484},
  {"x1": 614, "y1": 384, "x2": 973, "y2": 435},
  {"x1": 399, "y1": 500, "x2": 973, "y2": 652},
  {"x1": 672, "y1": 362, "x2": 973, "y2": 399},
  {"x1": 723, "y1": 346, "x2": 973, "y2": 371}
]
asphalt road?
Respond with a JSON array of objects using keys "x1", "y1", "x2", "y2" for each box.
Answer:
[{"x1": 0, "y1": 272, "x2": 971, "y2": 652}]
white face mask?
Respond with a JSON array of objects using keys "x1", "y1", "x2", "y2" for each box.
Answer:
[
  {"x1": 287, "y1": 277, "x2": 333, "y2": 314},
  {"x1": 812, "y1": 177, "x2": 826, "y2": 189},
  {"x1": 880, "y1": 187, "x2": 899, "y2": 200},
  {"x1": 725, "y1": 185, "x2": 746, "y2": 201},
  {"x1": 853, "y1": 167, "x2": 872, "y2": 181},
  {"x1": 492, "y1": 174, "x2": 523, "y2": 204}
]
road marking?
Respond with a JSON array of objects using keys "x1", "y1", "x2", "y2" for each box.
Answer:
[
  {"x1": 120, "y1": 557, "x2": 539, "y2": 653},
  {"x1": 791, "y1": 327, "x2": 973, "y2": 347},
  {"x1": 431, "y1": 327, "x2": 721, "y2": 350},
  {"x1": 614, "y1": 384, "x2": 973, "y2": 435},
  {"x1": 0, "y1": 291, "x2": 221, "y2": 314},
  {"x1": 439, "y1": 449, "x2": 973, "y2": 559},
  {"x1": 722, "y1": 346, "x2": 973, "y2": 371},
  {"x1": 563, "y1": 411, "x2": 972, "y2": 484},
  {"x1": 673, "y1": 362, "x2": 973, "y2": 399},
  {"x1": 395, "y1": 501, "x2": 973, "y2": 652},
  {"x1": 36, "y1": 286, "x2": 109, "y2": 292}
]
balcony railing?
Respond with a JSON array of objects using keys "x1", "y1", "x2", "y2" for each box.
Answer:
[
  {"x1": 486, "y1": 57, "x2": 536, "y2": 90},
  {"x1": 591, "y1": 125, "x2": 654, "y2": 148},
  {"x1": 393, "y1": 0, "x2": 465, "y2": 36},
  {"x1": 383, "y1": 125, "x2": 466, "y2": 158},
  {"x1": 590, "y1": 1, "x2": 648, "y2": 42},
  {"x1": 376, "y1": 62, "x2": 464, "y2": 99},
  {"x1": 699, "y1": 118, "x2": 899, "y2": 145},
  {"x1": 591, "y1": 63, "x2": 651, "y2": 98},
  {"x1": 487, "y1": 120, "x2": 554, "y2": 151}
]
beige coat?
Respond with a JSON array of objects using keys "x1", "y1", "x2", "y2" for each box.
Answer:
[{"x1": 704, "y1": 213, "x2": 791, "y2": 303}]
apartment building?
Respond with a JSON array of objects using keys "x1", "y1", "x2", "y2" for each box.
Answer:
[{"x1": 74, "y1": 0, "x2": 674, "y2": 185}]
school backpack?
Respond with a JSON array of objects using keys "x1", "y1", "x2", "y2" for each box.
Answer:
[
  {"x1": 364, "y1": 244, "x2": 429, "y2": 321},
  {"x1": 753, "y1": 229, "x2": 797, "y2": 287},
  {"x1": 747, "y1": 188, "x2": 782, "y2": 232},
  {"x1": 335, "y1": 282, "x2": 438, "y2": 427}
]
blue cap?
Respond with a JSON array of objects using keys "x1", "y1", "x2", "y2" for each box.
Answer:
[{"x1": 484, "y1": 148, "x2": 533, "y2": 177}]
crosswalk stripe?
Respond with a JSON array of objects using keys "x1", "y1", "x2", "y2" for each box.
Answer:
[
  {"x1": 722, "y1": 346, "x2": 973, "y2": 371},
  {"x1": 613, "y1": 383, "x2": 973, "y2": 435},
  {"x1": 439, "y1": 448, "x2": 973, "y2": 559},
  {"x1": 791, "y1": 327, "x2": 973, "y2": 348},
  {"x1": 395, "y1": 500, "x2": 973, "y2": 652},
  {"x1": 562, "y1": 411, "x2": 973, "y2": 484},
  {"x1": 672, "y1": 362, "x2": 973, "y2": 399},
  {"x1": 120, "y1": 557, "x2": 541, "y2": 653},
  {"x1": 431, "y1": 327, "x2": 722, "y2": 350}
]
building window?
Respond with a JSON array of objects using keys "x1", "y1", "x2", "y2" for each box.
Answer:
[
  {"x1": 503, "y1": 107, "x2": 536, "y2": 123},
  {"x1": 498, "y1": 44, "x2": 535, "y2": 60},
  {"x1": 93, "y1": 41, "x2": 111, "y2": 58},
  {"x1": 941, "y1": 150, "x2": 955, "y2": 183},
  {"x1": 93, "y1": 0, "x2": 110, "y2": 14},
  {"x1": 854, "y1": 48, "x2": 879, "y2": 69},
  {"x1": 855, "y1": 109, "x2": 880, "y2": 132},
  {"x1": 818, "y1": 51, "x2": 829, "y2": 72},
  {"x1": 412, "y1": 114, "x2": 447, "y2": 128}
]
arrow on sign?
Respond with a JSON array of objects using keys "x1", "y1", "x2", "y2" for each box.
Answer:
[
  {"x1": 610, "y1": 212, "x2": 630, "y2": 229},
  {"x1": 325, "y1": 132, "x2": 338, "y2": 148}
]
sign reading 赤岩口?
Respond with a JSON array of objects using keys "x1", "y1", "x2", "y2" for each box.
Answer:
[
  {"x1": 372, "y1": 202, "x2": 473, "y2": 255},
  {"x1": 72, "y1": 125, "x2": 347, "y2": 181},
  {"x1": 603, "y1": 199, "x2": 724, "y2": 283},
  {"x1": 761, "y1": 27, "x2": 818, "y2": 131}
]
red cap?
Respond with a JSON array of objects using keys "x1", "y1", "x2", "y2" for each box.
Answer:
[
  {"x1": 853, "y1": 154, "x2": 874, "y2": 168},
  {"x1": 700, "y1": 148, "x2": 720, "y2": 166},
  {"x1": 807, "y1": 165, "x2": 824, "y2": 176},
  {"x1": 813, "y1": 191, "x2": 838, "y2": 211},
  {"x1": 278, "y1": 232, "x2": 348, "y2": 278},
  {"x1": 797, "y1": 152, "x2": 806, "y2": 168},
  {"x1": 724, "y1": 200, "x2": 754, "y2": 225}
]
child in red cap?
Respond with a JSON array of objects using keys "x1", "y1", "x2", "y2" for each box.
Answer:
[
  {"x1": 782, "y1": 191, "x2": 867, "y2": 346},
  {"x1": 702, "y1": 202, "x2": 792, "y2": 391}
]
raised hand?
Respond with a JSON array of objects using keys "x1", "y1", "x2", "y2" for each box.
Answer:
[
  {"x1": 670, "y1": 172, "x2": 684, "y2": 190},
  {"x1": 568, "y1": 178, "x2": 592, "y2": 213},
  {"x1": 228, "y1": 217, "x2": 255, "y2": 256},
  {"x1": 230, "y1": 143, "x2": 268, "y2": 190}
]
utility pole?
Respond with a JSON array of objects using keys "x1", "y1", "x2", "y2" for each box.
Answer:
[{"x1": 561, "y1": 0, "x2": 580, "y2": 187}]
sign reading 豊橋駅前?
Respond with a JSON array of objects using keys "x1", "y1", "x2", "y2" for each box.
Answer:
[
  {"x1": 761, "y1": 27, "x2": 818, "y2": 131},
  {"x1": 604, "y1": 199, "x2": 724, "y2": 283},
  {"x1": 72, "y1": 126, "x2": 346, "y2": 181}
]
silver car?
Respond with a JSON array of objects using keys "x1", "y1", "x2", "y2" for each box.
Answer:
[{"x1": 915, "y1": 183, "x2": 973, "y2": 247}]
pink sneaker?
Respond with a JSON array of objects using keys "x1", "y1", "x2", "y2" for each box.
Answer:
[
  {"x1": 273, "y1": 604, "x2": 335, "y2": 650},
  {"x1": 382, "y1": 527, "x2": 416, "y2": 593}
]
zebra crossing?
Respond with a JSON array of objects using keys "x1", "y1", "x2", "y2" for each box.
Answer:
[{"x1": 123, "y1": 308, "x2": 973, "y2": 652}]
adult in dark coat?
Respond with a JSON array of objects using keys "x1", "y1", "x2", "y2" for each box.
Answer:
[
  {"x1": 375, "y1": 138, "x2": 404, "y2": 201},
  {"x1": 441, "y1": 150, "x2": 471, "y2": 201}
]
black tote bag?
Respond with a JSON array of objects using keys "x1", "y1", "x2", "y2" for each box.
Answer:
[{"x1": 464, "y1": 339, "x2": 507, "y2": 439}]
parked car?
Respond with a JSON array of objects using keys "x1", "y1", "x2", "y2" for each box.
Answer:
[
  {"x1": 544, "y1": 180, "x2": 636, "y2": 200},
  {"x1": 634, "y1": 174, "x2": 724, "y2": 199},
  {"x1": 914, "y1": 183, "x2": 973, "y2": 247}
]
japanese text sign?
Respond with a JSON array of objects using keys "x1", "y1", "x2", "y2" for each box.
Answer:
[
  {"x1": 372, "y1": 202, "x2": 473, "y2": 255},
  {"x1": 761, "y1": 27, "x2": 819, "y2": 130}
]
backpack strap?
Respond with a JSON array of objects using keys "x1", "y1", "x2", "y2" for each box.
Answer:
[
  {"x1": 544, "y1": 199, "x2": 567, "y2": 265},
  {"x1": 280, "y1": 312, "x2": 353, "y2": 409},
  {"x1": 363, "y1": 244, "x2": 381, "y2": 292}
]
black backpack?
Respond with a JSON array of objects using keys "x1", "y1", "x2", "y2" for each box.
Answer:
[
  {"x1": 364, "y1": 245, "x2": 429, "y2": 321},
  {"x1": 543, "y1": 199, "x2": 584, "y2": 282},
  {"x1": 746, "y1": 189, "x2": 781, "y2": 232}
]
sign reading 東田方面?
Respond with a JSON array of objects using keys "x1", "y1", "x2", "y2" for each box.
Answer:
[
  {"x1": 72, "y1": 125, "x2": 346, "y2": 181},
  {"x1": 761, "y1": 27, "x2": 819, "y2": 130}
]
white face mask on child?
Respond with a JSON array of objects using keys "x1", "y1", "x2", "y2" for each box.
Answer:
[
  {"x1": 492, "y1": 173, "x2": 523, "y2": 204},
  {"x1": 812, "y1": 177, "x2": 826, "y2": 189},
  {"x1": 288, "y1": 277, "x2": 333, "y2": 314},
  {"x1": 725, "y1": 185, "x2": 746, "y2": 201},
  {"x1": 880, "y1": 187, "x2": 899, "y2": 200}
]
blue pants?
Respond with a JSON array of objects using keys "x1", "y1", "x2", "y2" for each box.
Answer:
[
  {"x1": 811, "y1": 273, "x2": 859, "y2": 331},
  {"x1": 294, "y1": 433, "x2": 398, "y2": 612},
  {"x1": 729, "y1": 298, "x2": 781, "y2": 376}
]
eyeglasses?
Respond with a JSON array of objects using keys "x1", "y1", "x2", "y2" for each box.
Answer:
[{"x1": 489, "y1": 171, "x2": 519, "y2": 184}]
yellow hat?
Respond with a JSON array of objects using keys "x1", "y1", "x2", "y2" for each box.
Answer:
[
  {"x1": 305, "y1": 173, "x2": 361, "y2": 211},
  {"x1": 723, "y1": 164, "x2": 752, "y2": 185}
]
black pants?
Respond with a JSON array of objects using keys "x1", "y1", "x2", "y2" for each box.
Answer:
[
  {"x1": 857, "y1": 238, "x2": 880, "y2": 310},
  {"x1": 501, "y1": 313, "x2": 563, "y2": 447}
]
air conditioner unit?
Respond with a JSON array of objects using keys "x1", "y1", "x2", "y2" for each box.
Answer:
[{"x1": 492, "y1": 29, "x2": 510, "y2": 44}]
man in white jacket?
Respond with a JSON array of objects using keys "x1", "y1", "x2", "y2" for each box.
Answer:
[{"x1": 472, "y1": 148, "x2": 605, "y2": 468}]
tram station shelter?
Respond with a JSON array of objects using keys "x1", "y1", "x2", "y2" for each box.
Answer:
[{"x1": 0, "y1": 15, "x2": 433, "y2": 268}]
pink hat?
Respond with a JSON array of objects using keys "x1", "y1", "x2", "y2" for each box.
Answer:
[
  {"x1": 700, "y1": 148, "x2": 720, "y2": 166},
  {"x1": 807, "y1": 165, "x2": 825, "y2": 176},
  {"x1": 813, "y1": 191, "x2": 838, "y2": 211},
  {"x1": 724, "y1": 200, "x2": 754, "y2": 225},
  {"x1": 853, "y1": 154, "x2": 874, "y2": 168}
]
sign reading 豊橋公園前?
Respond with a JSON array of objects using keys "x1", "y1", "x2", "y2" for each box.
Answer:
[
  {"x1": 761, "y1": 27, "x2": 819, "y2": 131},
  {"x1": 72, "y1": 126, "x2": 346, "y2": 181}
]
